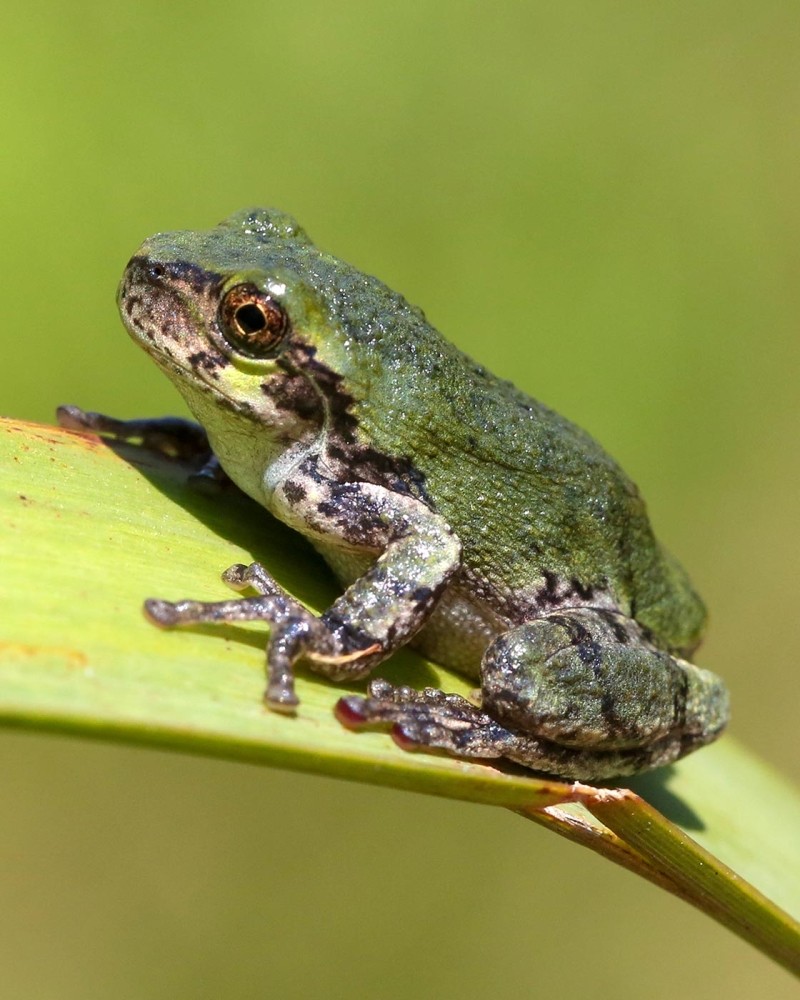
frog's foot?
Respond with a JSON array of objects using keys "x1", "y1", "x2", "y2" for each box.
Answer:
[
  {"x1": 145, "y1": 563, "x2": 313, "y2": 712},
  {"x1": 56, "y1": 405, "x2": 214, "y2": 465},
  {"x1": 144, "y1": 562, "x2": 384, "y2": 713},
  {"x1": 335, "y1": 679, "x2": 671, "y2": 780},
  {"x1": 222, "y1": 561, "x2": 303, "y2": 602},
  {"x1": 336, "y1": 679, "x2": 521, "y2": 760}
]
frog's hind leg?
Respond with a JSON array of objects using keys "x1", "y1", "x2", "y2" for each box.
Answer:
[
  {"x1": 336, "y1": 608, "x2": 729, "y2": 781},
  {"x1": 336, "y1": 677, "x2": 655, "y2": 779},
  {"x1": 337, "y1": 679, "x2": 530, "y2": 762}
]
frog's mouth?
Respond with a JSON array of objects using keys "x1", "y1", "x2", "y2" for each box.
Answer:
[{"x1": 118, "y1": 255, "x2": 219, "y2": 351}]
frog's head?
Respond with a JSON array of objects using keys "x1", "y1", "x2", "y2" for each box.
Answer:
[{"x1": 118, "y1": 208, "x2": 396, "y2": 448}]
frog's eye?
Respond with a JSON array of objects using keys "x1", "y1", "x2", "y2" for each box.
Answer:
[{"x1": 219, "y1": 283, "x2": 290, "y2": 359}]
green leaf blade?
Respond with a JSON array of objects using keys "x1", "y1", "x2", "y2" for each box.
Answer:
[
  {"x1": 1, "y1": 416, "x2": 798, "y2": 974},
  {"x1": 0, "y1": 418, "x2": 574, "y2": 810}
]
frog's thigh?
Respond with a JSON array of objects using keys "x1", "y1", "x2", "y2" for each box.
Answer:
[
  {"x1": 482, "y1": 608, "x2": 726, "y2": 752},
  {"x1": 337, "y1": 608, "x2": 727, "y2": 778}
]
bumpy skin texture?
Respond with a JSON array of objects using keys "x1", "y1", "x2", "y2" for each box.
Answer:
[{"x1": 61, "y1": 208, "x2": 729, "y2": 780}]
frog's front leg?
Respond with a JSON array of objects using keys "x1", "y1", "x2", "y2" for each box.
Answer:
[
  {"x1": 57, "y1": 405, "x2": 212, "y2": 459},
  {"x1": 338, "y1": 608, "x2": 729, "y2": 780},
  {"x1": 145, "y1": 563, "x2": 332, "y2": 710},
  {"x1": 56, "y1": 404, "x2": 229, "y2": 489},
  {"x1": 145, "y1": 476, "x2": 462, "y2": 712}
]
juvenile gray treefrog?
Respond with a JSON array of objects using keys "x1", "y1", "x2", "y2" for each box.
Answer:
[{"x1": 59, "y1": 209, "x2": 729, "y2": 780}]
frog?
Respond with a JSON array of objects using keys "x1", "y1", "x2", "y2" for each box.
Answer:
[{"x1": 58, "y1": 208, "x2": 729, "y2": 781}]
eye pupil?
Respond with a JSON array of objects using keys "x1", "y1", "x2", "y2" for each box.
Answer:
[{"x1": 234, "y1": 303, "x2": 267, "y2": 335}]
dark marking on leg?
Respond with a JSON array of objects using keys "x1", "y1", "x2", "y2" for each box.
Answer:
[
  {"x1": 537, "y1": 570, "x2": 560, "y2": 606},
  {"x1": 594, "y1": 608, "x2": 632, "y2": 645},
  {"x1": 282, "y1": 479, "x2": 307, "y2": 504},
  {"x1": 570, "y1": 578, "x2": 595, "y2": 601}
]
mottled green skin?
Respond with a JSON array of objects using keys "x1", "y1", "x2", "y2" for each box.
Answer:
[
  {"x1": 105, "y1": 208, "x2": 728, "y2": 779},
  {"x1": 296, "y1": 265, "x2": 704, "y2": 656}
]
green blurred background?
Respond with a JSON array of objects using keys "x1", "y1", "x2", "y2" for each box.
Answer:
[{"x1": 2, "y1": 2, "x2": 799, "y2": 997}]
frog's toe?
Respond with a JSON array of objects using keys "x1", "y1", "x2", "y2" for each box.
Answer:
[
  {"x1": 223, "y1": 561, "x2": 281, "y2": 594},
  {"x1": 56, "y1": 404, "x2": 92, "y2": 430},
  {"x1": 187, "y1": 454, "x2": 231, "y2": 494},
  {"x1": 143, "y1": 598, "x2": 183, "y2": 627},
  {"x1": 335, "y1": 680, "x2": 513, "y2": 760},
  {"x1": 337, "y1": 679, "x2": 479, "y2": 724},
  {"x1": 390, "y1": 718, "x2": 515, "y2": 760}
]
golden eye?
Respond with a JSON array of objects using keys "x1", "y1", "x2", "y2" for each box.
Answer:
[{"x1": 219, "y1": 283, "x2": 290, "y2": 358}]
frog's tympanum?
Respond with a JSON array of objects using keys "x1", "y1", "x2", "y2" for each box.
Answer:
[{"x1": 59, "y1": 209, "x2": 729, "y2": 780}]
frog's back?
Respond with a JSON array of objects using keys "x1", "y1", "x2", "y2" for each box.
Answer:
[
  {"x1": 306, "y1": 255, "x2": 705, "y2": 656},
  {"x1": 227, "y1": 213, "x2": 705, "y2": 656}
]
